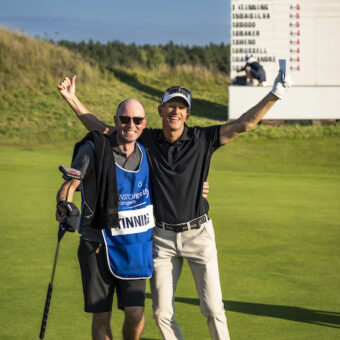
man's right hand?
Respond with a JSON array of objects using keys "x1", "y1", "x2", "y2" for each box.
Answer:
[
  {"x1": 56, "y1": 204, "x2": 67, "y2": 223},
  {"x1": 57, "y1": 75, "x2": 77, "y2": 101},
  {"x1": 55, "y1": 201, "x2": 80, "y2": 232}
]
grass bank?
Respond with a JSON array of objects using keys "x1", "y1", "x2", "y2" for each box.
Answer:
[{"x1": 0, "y1": 27, "x2": 229, "y2": 145}]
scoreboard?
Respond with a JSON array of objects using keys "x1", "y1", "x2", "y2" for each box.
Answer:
[
  {"x1": 230, "y1": 0, "x2": 340, "y2": 86},
  {"x1": 229, "y1": 0, "x2": 340, "y2": 119}
]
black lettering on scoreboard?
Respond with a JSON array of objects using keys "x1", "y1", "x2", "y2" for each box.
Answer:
[{"x1": 230, "y1": 0, "x2": 302, "y2": 82}]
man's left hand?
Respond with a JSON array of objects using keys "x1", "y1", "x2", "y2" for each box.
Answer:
[
  {"x1": 271, "y1": 71, "x2": 292, "y2": 100},
  {"x1": 202, "y1": 181, "x2": 209, "y2": 199}
]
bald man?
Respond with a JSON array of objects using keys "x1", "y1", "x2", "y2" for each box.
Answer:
[{"x1": 56, "y1": 97, "x2": 152, "y2": 340}]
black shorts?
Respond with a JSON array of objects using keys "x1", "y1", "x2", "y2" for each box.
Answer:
[{"x1": 78, "y1": 239, "x2": 146, "y2": 313}]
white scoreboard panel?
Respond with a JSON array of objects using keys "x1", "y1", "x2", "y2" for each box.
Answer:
[{"x1": 230, "y1": 0, "x2": 340, "y2": 86}]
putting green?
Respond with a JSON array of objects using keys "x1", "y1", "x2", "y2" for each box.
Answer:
[{"x1": 0, "y1": 137, "x2": 339, "y2": 339}]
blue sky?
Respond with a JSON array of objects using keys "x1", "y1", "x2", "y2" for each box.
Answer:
[{"x1": 0, "y1": 0, "x2": 231, "y2": 46}]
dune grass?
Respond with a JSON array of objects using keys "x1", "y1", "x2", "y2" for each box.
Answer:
[
  {"x1": 0, "y1": 27, "x2": 230, "y2": 145},
  {"x1": 2, "y1": 26, "x2": 339, "y2": 147}
]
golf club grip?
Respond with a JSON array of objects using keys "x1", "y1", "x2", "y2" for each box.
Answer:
[{"x1": 39, "y1": 282, "x2": 53, "y2": 339}]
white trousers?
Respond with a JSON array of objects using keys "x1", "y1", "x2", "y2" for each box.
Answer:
[{"x1": 150, "y1": 219, "x2": 230, "y2": 340}]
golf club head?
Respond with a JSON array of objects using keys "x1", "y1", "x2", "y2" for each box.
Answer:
[{"x1": 59, "y1": 166, "x2": 82, "y2": 180}]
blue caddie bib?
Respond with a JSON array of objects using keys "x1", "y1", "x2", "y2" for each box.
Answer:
[{"x1": 102, "y1": 142, "x2": 154, "y2": 279}]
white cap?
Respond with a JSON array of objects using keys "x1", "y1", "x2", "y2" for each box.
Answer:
[
  {"x1": 161, "y1": 86, "x2": 192, "y2": 109},
  {"x1": 162, "y1": 93, "x2": 191, "y2": 107}
]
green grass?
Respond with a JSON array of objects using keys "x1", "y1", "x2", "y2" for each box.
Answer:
[{"x1": 0, "y1": 137, "x2": 339, "y2": 339}]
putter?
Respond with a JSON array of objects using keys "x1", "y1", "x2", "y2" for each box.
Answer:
[
  {"x1": 59, "y1": 165, "x2": 83, "y2": 180},
  {"x1": 39, "y1": 166, "x2": 82, "y2": 339},
  {"x1": 39, "y1": 224, "x2": 68, "y2": 339}
]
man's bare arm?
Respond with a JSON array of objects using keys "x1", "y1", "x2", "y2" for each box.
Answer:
[
  {"x1": 56, "y1": 179, "x2": 81, "y2": 202},
  {"x1": 220, "y1": 92, "x2": 277, "y2": 144},
  {"x1": 220, "y1": 71, "x2": 292, "y2": 145},
  {"x1": 58, "y1": 75, "x2": 114, "y2": 134}
]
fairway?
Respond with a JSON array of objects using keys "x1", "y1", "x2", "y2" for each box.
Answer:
[{"x1": 0, "y1": 137, "x2": 339, "y2": 339}]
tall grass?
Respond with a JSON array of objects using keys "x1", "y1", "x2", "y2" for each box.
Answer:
[
  {"x1": 0, "y1": 27, "x2": 230, "y2": 144},
  {"x1": 0, "y1": 27, "x2": 101, "y2": 89},
  {"x1": 0, "y1": 26, "x2": 339, "y2": 146}
]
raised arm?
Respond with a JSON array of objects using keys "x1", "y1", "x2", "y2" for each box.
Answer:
[
  {"x1": 57, "y1": 75, "x2": 114, "y2": 134},
  {"x1": 220, "y1": 71, "x2": 291, "y2": 145}
]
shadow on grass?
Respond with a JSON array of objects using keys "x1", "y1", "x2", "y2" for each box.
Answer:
[
  {"x1": 110, "y1": 67, "x2": 228, "y2": 121},
  {"x1": 145, "y1": 293, "x2": 340, "y2": 328}
]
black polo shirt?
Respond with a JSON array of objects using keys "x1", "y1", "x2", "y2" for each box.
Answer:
[{"x1": 140, "y1": 124, "x2": 221, "y2": 224}]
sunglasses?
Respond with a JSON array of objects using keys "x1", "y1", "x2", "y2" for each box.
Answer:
[{"x1": 118, "y1": 116, "x2": 145, "y2": 125}]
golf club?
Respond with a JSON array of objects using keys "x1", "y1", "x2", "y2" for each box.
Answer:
[{"x1": 39, "y1": 166, "x2": 81, "y2": 339}]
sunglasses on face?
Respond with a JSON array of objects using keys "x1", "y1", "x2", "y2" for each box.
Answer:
[{"x1": 118, "y1": 116, "x2": 145, "y2": 125}]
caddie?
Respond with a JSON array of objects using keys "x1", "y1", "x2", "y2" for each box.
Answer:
[{"x1": 56, "y1": 97, "x2": 153, "y2": 340}]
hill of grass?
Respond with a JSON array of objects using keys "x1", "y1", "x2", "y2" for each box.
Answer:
[
  {"x1": 1, "y1": 26, "x2": 340, "y2": 146},
  {"x1": 0, "y1": 27, "x2": 230, "y2": 145}
]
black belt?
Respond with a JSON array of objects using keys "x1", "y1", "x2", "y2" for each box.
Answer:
[{"x1": 156, "y1": 214, "x2": 209, "y2": 233}]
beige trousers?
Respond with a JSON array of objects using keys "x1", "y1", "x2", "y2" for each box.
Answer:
[{"x1": 150, "y1": 219, "x2": 230, "y2": 340}]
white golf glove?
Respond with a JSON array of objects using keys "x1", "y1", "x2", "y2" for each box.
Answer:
[{"x1": 270, "y1": 71, "x2": 292, "y2": 100}]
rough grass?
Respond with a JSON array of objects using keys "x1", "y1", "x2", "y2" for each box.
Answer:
[{"x1": 0, "y1": 27, "x2": 230, "y2": 145}]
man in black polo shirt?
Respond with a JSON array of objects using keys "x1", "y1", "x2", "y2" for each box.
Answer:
[{"x1": 57, "y1": 72, "x2": 291, "y2": 339}]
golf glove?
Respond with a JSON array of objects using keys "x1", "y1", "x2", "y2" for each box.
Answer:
[
  {"x1": 57, "y1": 201, "x2": 80, "y2": 232},
  {"x1": 271, "y1": 71, "x2": 292, "y2": 100}
]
